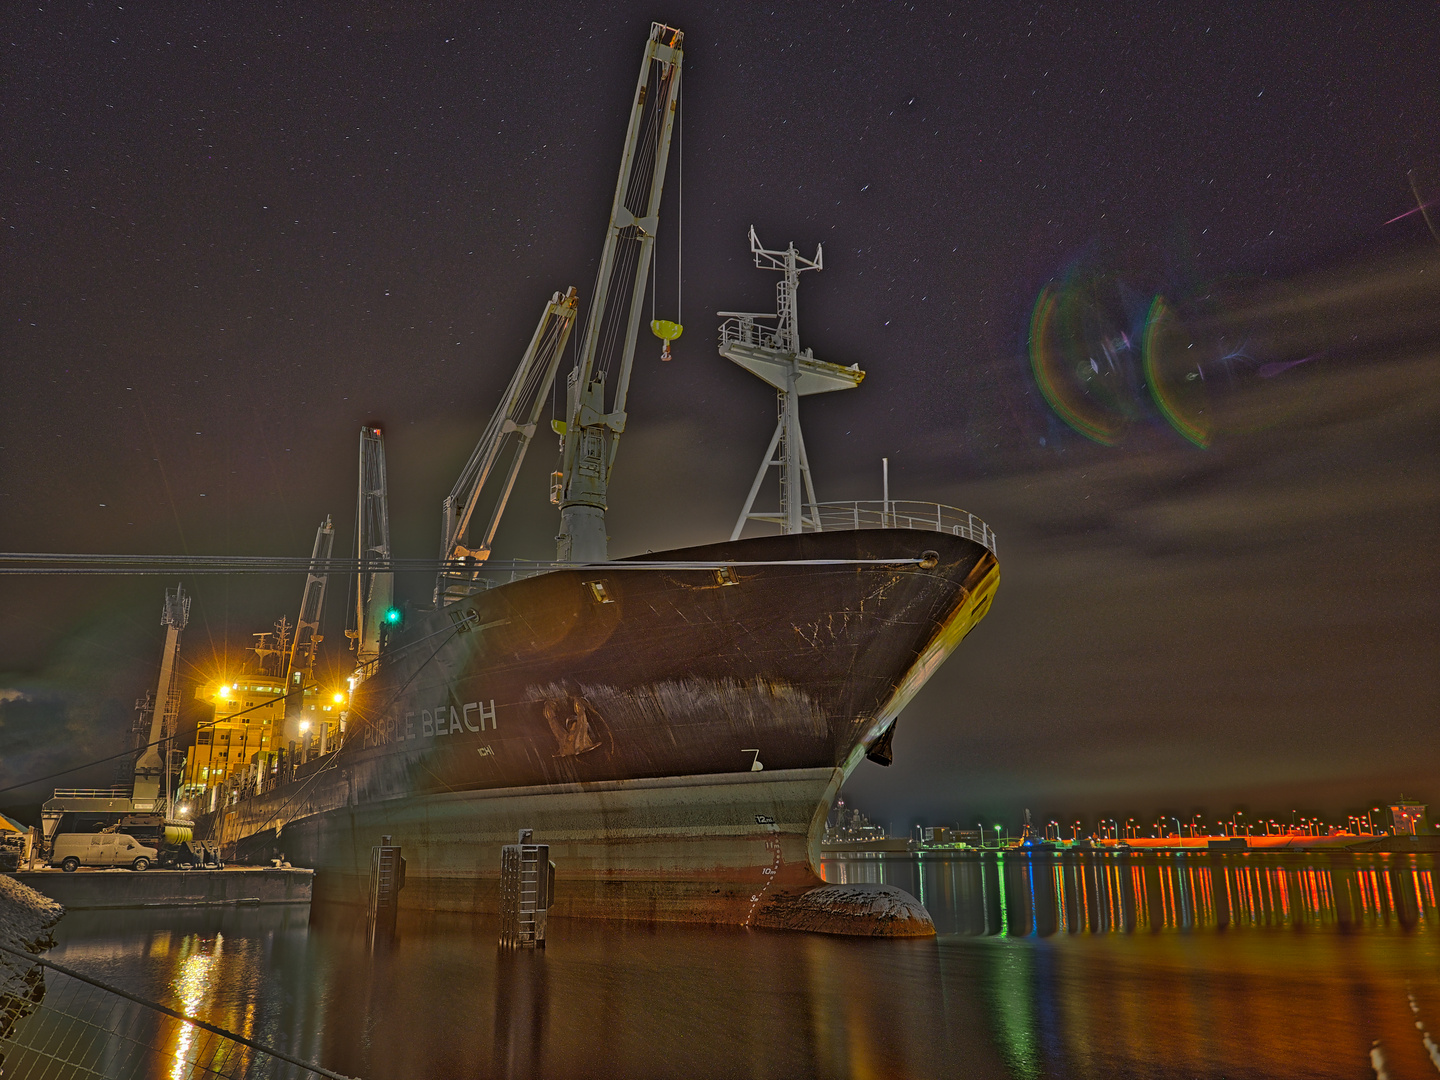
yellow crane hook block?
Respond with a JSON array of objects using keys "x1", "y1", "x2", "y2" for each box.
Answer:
[{"x1": 650, "y1": 319, "x2": 683, "y2": 361}]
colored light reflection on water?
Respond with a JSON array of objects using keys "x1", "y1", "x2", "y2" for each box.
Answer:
[
  {"x1": 37, "y1": 851, "x2": 1440, "y2": 1080},
  {"x1": 822, "y1": 849, "x2": 1439, "y2": 936}
]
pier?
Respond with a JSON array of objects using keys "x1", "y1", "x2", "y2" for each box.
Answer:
[{"x1": 10, "y1": 867, "x2": 313, "y2": 910}]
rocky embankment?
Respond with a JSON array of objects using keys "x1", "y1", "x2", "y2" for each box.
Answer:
[
  {"x1": 1, "y1": 874, "x2": 64, "y2": 1044},
  {"x1": 0, "y1": 874, "x2": 63, "y2": 956}
]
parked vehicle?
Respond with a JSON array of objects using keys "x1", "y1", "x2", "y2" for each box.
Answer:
[{"x1": 51, "y1": 832, "x2": 158, "y2": 872}]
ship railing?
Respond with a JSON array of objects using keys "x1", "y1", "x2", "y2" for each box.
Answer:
[
  {"x1": 718, "y1": 315, "x2": 786, "y2": 353},
  {"x1": 811, "y1": 501, "x2": 998, "y2": 557},
  {"x1": 48, "y1": 787, "x2": 132, "y2": 800},
  {"x1": 420, "y1": 502, "x2": 994, "y2": 604}
]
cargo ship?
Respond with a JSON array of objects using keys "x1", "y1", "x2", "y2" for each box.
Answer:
[{"x1": 198, "y1": 23, "x2": 1000, "y2": 930}]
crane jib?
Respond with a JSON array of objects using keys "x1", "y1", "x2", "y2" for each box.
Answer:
[
  {"x1": 434, "y1": 23, "x2": 683, "y2": 595},
  {"x1": 555, "y1": 23, "x2": 683, "y2": 564}
]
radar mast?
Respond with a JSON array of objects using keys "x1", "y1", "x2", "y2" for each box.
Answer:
[{"x1": 718, "y1": 227, "x2": 865, "y2": 538}]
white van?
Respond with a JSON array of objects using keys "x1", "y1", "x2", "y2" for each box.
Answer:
[{"x1": 51, "y1": 832, "x2": 158, "y2": 872}]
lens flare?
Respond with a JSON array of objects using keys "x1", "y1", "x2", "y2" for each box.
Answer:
[
  {"x1": 1029, "y1": 246, "x2": 1439, "y2": 449},
  {"x1": 1142, "y1": 296, "x2": 1211, "y2": 448},
  {"x1": 1028, "y1": 276, "x2": 1141, "y2": 446}
]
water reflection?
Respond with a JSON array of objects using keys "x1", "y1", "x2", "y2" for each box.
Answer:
[
  {"x1": 822, "y1": 850, "x2": 1439, "y2": 935},
  {"x1": 169, "y1": 935, "x2": 220, "y2": 1080},
  {"x1": 35, "y1": 855, "x2": 1440, "y2": 1080},
  {"x1": 46, "y1": 905, "x2": 323, "y2": 1077}
]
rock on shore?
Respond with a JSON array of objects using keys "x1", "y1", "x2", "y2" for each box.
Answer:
[
  {"x1": 753, "y1": 882, "x2": 936, "y2": 937},
  {"x1": 1, "y1": 873, "x2": 64, "y2": 1002}
]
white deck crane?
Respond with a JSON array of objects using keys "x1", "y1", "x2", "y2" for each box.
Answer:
[
  {"x1": 282, "y1": 516, "x2": 333, "y2": 746},
  {"x1": 131, "y1": 584, "x2": 190, "y2": 813},
  {"x1": 718, "y1": 227, "x2": 865, "y2": 538},
  {"x1": 436, "y1": 288, "x2": 579, "y2": 604},
  {"x1": 434, "y1": 23, "x2": 683, "y2": 579},
  {"x1": 348, "y1": 425, "x2": 394, "y2": 667},
  {"x1": 554, "y1": 23, "x2": 684, "y2": 562}
]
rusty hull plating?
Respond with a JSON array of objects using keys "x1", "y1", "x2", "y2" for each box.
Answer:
[{"x1": 208, "y1": 529, "x2": 998, "y2": 933}]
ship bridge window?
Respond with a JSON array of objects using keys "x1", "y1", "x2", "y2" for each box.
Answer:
[{"x1": 198, "y1": 732, "x2": 212, "y2": 744}]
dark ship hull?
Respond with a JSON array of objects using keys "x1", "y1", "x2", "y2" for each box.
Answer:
[{"x1": 206, "y1": 528, "x2": 998, "y2": 925}]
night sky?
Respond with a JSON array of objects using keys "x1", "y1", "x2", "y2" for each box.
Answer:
[{"x1": 3, "y1": 2, "x2": 1437, "y2": 830}]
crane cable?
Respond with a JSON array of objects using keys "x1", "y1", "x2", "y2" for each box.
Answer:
[{"x1": 651, "y1": 76, "x2": 682, "y2": 360}]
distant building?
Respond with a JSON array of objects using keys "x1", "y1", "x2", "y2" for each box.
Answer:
[
  {"x1": 825, "y1": 798, "x2": 887, "y2": 842},
  {"x1": 1389, "y1": 799, "x2": 1429, "y2": 835}
]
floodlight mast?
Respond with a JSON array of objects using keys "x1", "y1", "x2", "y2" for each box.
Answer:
[
  {"x1": 555, "y1": 23, "x2": 684, "y2": 562},
  {"x1": 718, "y1": 227, "x2": 865, "y2": 538}
]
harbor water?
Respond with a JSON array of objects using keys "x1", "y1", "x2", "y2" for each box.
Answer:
[{"x1": 37, "y1": 850, "x2": 1440, "y2": 1079}]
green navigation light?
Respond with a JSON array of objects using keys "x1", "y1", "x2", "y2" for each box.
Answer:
[{"x1": 384, "y1": 607, "x2": 402, "y2": 624}]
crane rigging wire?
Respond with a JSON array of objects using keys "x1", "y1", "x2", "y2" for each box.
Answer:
[{"x1": 651, "y1": 74, "x2": 683, "y2": 360}]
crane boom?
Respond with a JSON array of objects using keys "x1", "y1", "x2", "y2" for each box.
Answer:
[
  {"x1": 131, "y1": 583, "x2": 190, "y2": 812},
  {"x1": 556, "y1": 22, "x2": 684, "y2": 562},
  {"x1": 283, "y1": 516, "x2": 333, "y2": 742},
  {"x1": 349, "y1": 425, "x2": 393, "y2": 666},
  {"x1": 436, "y1": 287, "x2": 579, "y2": 603}
]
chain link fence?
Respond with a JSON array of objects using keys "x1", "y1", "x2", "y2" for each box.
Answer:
[{"x1": 0, "y1": 941, "x2": 355, "y2": 1080}]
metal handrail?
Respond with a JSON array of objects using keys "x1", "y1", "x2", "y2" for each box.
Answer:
[
  {"x1": 719, "y1": 316, "x2": 787, "y2": 352},
  {"x1": 48, "y1": 787, "x2": 132, "y2": 799},
  {"x1": 809, "y1": 501, "x2": 998, "y2": 557},
  {"x1": 421, "y1": 504, "x2": 996, "y2": 609}
]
